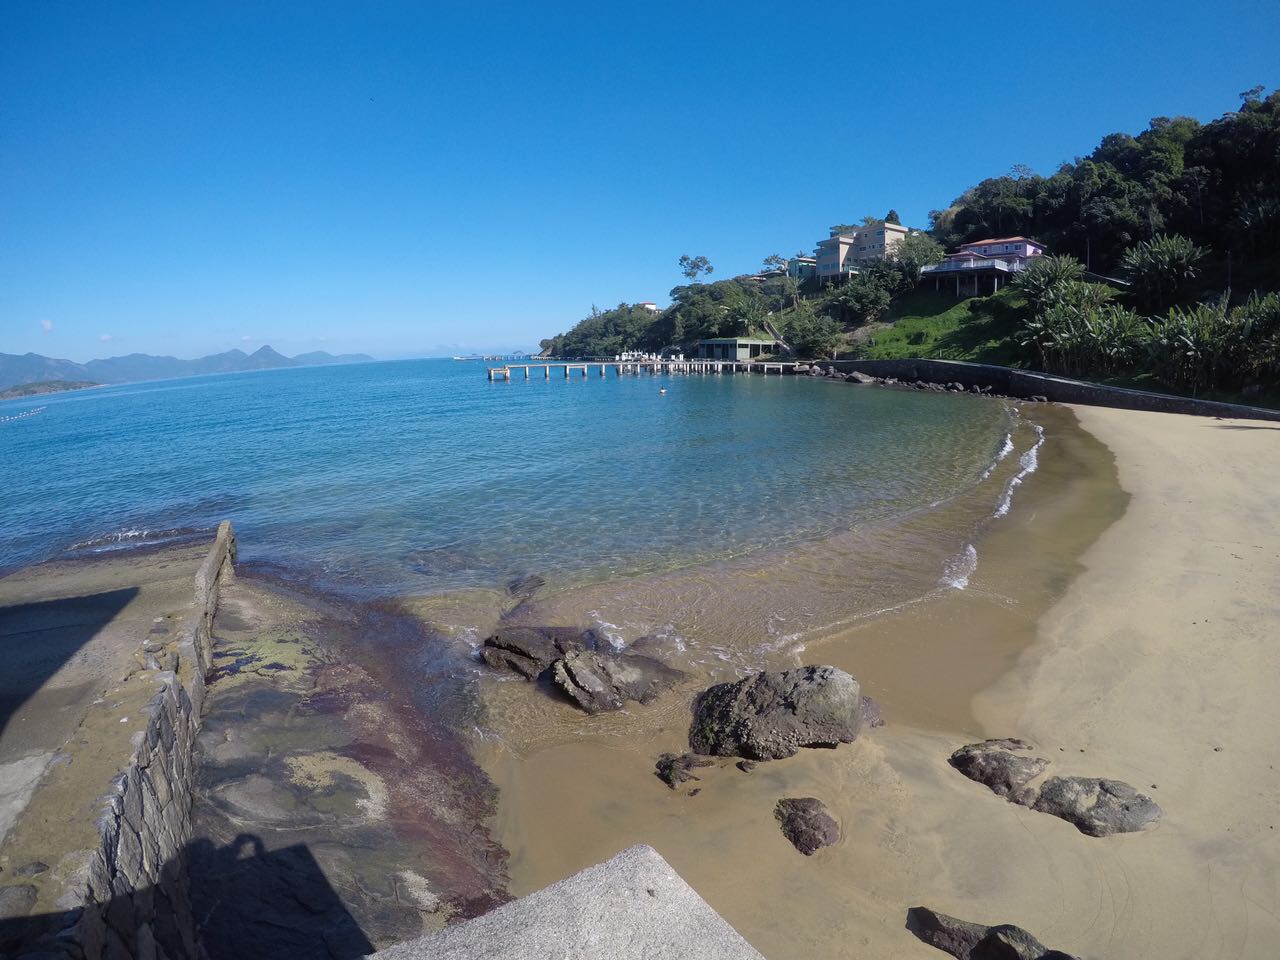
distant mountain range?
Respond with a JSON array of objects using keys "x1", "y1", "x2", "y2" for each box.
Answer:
[{"x1": 0, "y1": 345, "x2": 375, "y2": 391}]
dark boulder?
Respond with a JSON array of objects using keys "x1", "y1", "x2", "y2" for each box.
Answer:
[
  {"x1": 774, "y1": 797, "x2": 840, "y2": 855},
  {"x1": 479, "y1": 626, "x2": 594, "y2": 680},
  {"x1": 948, "y1": 739, "x2": 1048, "y2": 806},
  {"x1": 688, "y1": 665, "x2": 862, "y2": 760},
  {"x1": 906, "y1": 907, "x2": 1079, "y2": 960},
  {"x1": 655, "y1": 752, "x2": 714, "y2": 790},
  {"x1": 552, "y1": 649, "x2": 684, "y2": 714},
  {"x1": 1031, "y1": 776, "x2": 1162, "y2": 837}
]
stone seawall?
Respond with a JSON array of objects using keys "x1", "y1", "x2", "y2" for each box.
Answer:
[
  {"x1": 23, "y1": 523, "x2": 236, "y2": 959},
  {"x1": 812, "y1": 358, "x2": 1280, "y2": 422}
]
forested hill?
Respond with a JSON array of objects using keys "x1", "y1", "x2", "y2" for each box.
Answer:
[
  {"x1": 540, "y1": 88, "x2": 1280, "y2": 359},
  {"x1": 930, "y1": 86, "x2": 1280, "y2": 272}
]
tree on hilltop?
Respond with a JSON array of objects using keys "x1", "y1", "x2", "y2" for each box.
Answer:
[{"x1": 679, "y1": 254, "x2": 714, "y2": 282}]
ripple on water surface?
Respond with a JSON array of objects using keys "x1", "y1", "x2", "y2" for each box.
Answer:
[{"x1": 1, "y1": 359, "x2": 1022, "y2": 609}]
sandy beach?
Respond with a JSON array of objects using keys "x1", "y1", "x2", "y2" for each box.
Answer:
[{"x1": 477, "y1": 403, "x2": 1280, "y2": 959}]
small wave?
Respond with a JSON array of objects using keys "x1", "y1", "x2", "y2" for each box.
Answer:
[
  {"x1": 65, "y1": 525, "x2": 209, "y2": 555},
  {"x1": 994, "y1": 423, "x2": 1045, "y2": 518},
  {"x1": 940, "y1": 543, "x2": 979, "y2": 589},
  {"x1": 979, "y1": 432, "x2": 1016, "y2": 481},
  {"x1": 586, "y1": 611, "x2": 626, "y2": 650}
]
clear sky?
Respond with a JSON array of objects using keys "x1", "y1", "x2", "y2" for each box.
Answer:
[{"x1": 3, "y1": 1, "x2": 1277, "y2": 361}]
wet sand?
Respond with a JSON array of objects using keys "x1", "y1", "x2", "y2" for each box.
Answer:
[{"x1": 472, "y1": 404, "x2": 1280, "y2": 958}]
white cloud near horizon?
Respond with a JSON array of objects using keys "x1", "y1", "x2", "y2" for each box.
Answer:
[
  {"x1": 99, "y1": 333, "x2": 113, "y2": 342},
  {"x1": 40, "y1": 319, "x2": 53, "y2": 332}
]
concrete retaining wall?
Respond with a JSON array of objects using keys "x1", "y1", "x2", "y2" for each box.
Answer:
[
  {"x1": 34, "y1": 523, "x2": 236, "y2": 960},
  {"x1": 814, "y1": 358, "x2": 1280, "y2": 422}
]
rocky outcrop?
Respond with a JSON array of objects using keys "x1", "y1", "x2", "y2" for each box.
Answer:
[
  {"x1": 774, "y1": 798, "x2": 840, "y2": 855},
  {"x1": 1032, "y1": 777, "x2": 1162, "y2": 837},
  {"x1": 655, "y1": 753, "x2": 714, "y2": 790},
  {"x1": 906, "y1": 906, "x2": 1079, "y2": 960},
  {"x1": 479, "y1": 626, "x2": 595, "y2": 680},
  {"x1": 688, "y1": 666, "x2": 862, "y2": 760},
  {"x1": 552, "y1": 650, "x2": 684, "y2": 714},
  {"x1": 948, "y1": 739, "x2": 1162, "y2": 836},
  {"x1": 481, "y1": 626, "x2": 682, "y2": 714},
  {"x1": 948, "y1": 739, "x2": 1048, "y2": 806}
]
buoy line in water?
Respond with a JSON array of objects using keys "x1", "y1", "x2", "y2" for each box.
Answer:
[{"x1": 0, "y1": 406, "x2": 45, "y2": 423}]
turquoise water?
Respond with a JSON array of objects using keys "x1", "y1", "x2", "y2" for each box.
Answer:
[{"x1": 0, "y1": 359, "x2": 1016, "y2": 595}]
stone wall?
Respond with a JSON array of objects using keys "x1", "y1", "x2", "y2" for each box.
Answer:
[
  {"x1": 26, "y1": 523, "x2": 236, "y2": 959},
  {"x1": 816, "y1": 358, "x2": 1280, "y2": 422}
]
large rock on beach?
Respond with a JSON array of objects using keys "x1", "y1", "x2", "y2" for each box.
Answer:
[
  {"x1": 906, "y1": 906, "x2": 1079, "y2": 960},
  {"x1": 1032, "y1": 776, "x2": 1162, "y2": 837},
  {"x1": 948, "y1": 739, "x2": 1048, "y2": 806},
  {"x1": 774, "y1": 798, "x2": 840, "y2": 855},
  {"x1": 688, "y1": 666, "x2": 862, "y2": 760},
  {"x1": 552, "y1": 649, "x2": 684, "y2": 714}
]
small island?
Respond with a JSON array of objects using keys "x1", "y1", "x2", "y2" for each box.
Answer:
[{"x1": 0, "y1": 379, "x2": 101, "y2": 400}]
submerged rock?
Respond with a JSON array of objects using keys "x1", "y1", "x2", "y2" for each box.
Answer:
[
  {"x1": 551, "y1": 650, "x2": 684, "y2": 714},
  {"x1": 860, "y1": 695, "x2": 885, "y2": 729},
  {"x1": 948, "y1": 739, "x2": 1049, "y2": 806},
  {"x1": 479, "y1": 625, "x2": 593, "y2": 679},
  {"x1": 774, "y1": 798, "x2": 840, "y2": 855},
  {"x1": 655, "y1": 752, "x2": 714, "y2": 790},
  {"x1": 1032, "y1": 776, "x2": 1162, "y2": 837},
  {"x1": 506, "y1": 573, "x2": 546, "y2": 598},
  {"x1": 906, "y1": 906, "x2": 1079, "y2": 960},
  {"x1": 688, "y1": 666, "x2": 862, "y2": 760}
]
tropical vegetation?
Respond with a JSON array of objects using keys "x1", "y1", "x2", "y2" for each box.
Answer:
[{"x1": 539, "y1": 89, "x2": 1280, "y2": 402}]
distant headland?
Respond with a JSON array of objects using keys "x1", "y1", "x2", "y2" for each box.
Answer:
[{"x1": 0, "y1": 345, "x2": 375, "y2": 393}]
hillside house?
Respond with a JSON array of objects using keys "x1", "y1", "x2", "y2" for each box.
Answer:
[
  {"x1": 922, "y1": 236, "x2": 1048, "y2": 296},
  {"x1": 815, "y1": 222, "x2": 908, "y2": 281}
]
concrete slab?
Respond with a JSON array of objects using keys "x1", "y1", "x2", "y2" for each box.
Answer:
[{"x1": 368, "y1": 844, "x2": 766, "y2": 960}]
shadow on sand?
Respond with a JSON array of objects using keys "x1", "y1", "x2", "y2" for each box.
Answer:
[
  {"x1": 0, "y1": 587, "x2": 140, "y2": 738},
  {"x1": 0, "y1": 833, "x2": 374, "y2": 960}
]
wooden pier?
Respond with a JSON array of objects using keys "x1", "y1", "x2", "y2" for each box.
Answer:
[{"x1": 487, "y1": 360, "x2": 801, "y2": 381}]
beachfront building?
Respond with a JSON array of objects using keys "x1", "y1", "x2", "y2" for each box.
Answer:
[
  {"x1": 693, "y1": 337, "x2": 780, "y2": 361},
  {"x1": 787, "y1": 256, "x2": 817, "y2": 281},
  {"x1": 814, "y1": 222, "x2": 909, "y2": 281},
  {"x1": 921, "y1": 236, "x2": 1049, "y2": 296}
]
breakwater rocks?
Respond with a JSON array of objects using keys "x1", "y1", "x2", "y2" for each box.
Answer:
[
  {"x1": 806, "y1": 358, "x2": 1280, "y2": 422},
  {"x1": 0, "y1": 522, "x2": 235, "y2": 960},
  {"x1": 948, "y1": 739, "x2": 1162, "y2": 836},
  {"x1": 480, "y1": 626, "x2": 683, "y2": 714}
]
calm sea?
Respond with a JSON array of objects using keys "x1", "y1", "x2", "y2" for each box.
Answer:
[{"x1": 0, "y1": 359, "x2": 1025, "y2": 604}]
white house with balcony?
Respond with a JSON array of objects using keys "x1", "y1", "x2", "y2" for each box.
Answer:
[
  {"x1": 814, "y1": 222, "x2": 909, "y2": 281},
  {"x1": 921, "y1": 236, "x2": 1048, "y2": 296}
]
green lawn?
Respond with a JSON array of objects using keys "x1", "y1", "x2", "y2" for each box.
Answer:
[{"x1": 848, "y1": 287, "x2": 1027, "y2": 365}]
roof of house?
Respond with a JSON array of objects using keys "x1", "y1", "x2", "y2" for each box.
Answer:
[
  {"x1": 696, "y1": 337, "x2": 778, "y2": 345},
  {"x1": 960, "y1": 236, "x2": 1045, "y2": 247}
]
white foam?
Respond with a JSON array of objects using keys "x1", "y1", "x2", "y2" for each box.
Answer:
[
  {"x1": 940, "y1": 543, "x2": 979, "y2": 590},
  {"x1": 979, "y1": 432, "x2": 1016, "y2": 481},
  {"x1": 994, "y1": 424, "x2": 1045, "y2": 518}
]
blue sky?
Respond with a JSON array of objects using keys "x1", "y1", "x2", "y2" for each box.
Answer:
[{"x1": 2, "y1": 1, "x2": 1277, "y2": 361}]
